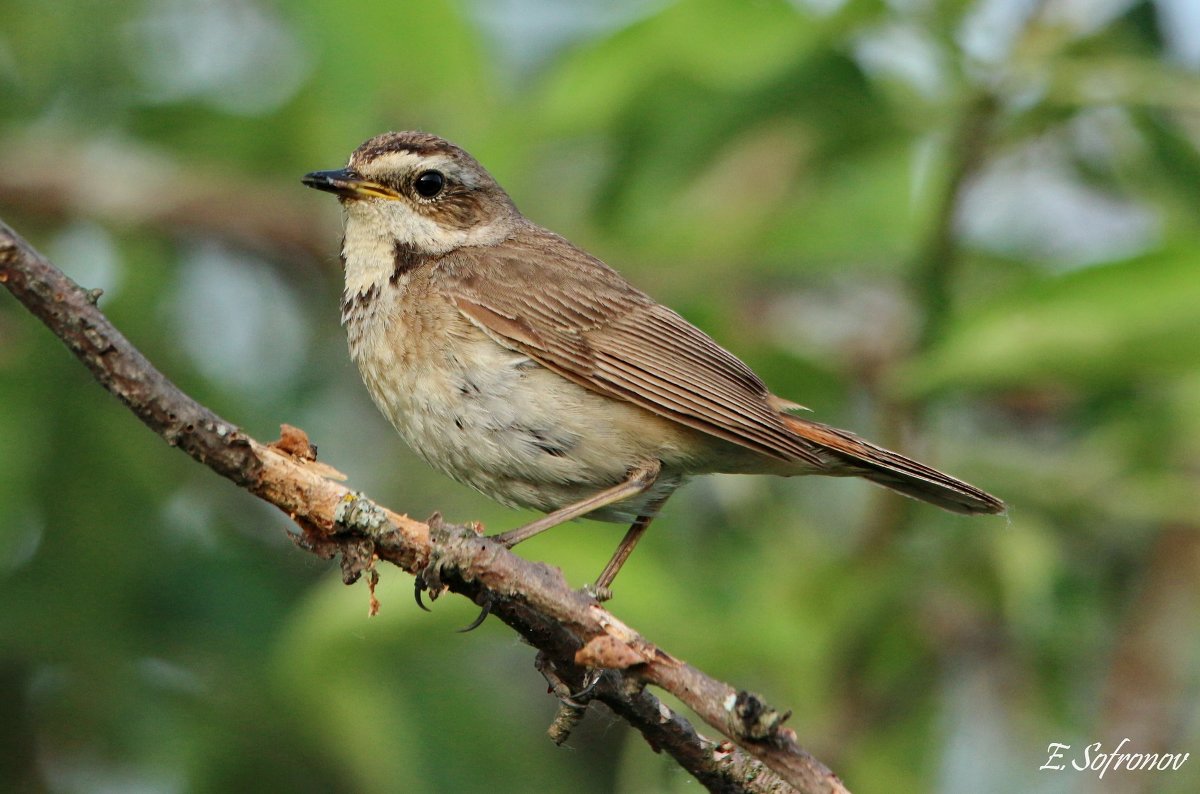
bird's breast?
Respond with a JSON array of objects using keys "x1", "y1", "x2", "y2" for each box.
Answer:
[{"x1": 340, "y1": 274, "x2": 702, "y2": 519}]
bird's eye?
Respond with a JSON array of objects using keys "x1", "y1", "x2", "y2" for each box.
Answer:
[{"x1": 413, "y1": 170, "x2": 445, "y2": 198}]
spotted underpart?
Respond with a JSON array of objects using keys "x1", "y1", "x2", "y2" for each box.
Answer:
[
  {"x1": 522, "y1": 426, "x2": 574, "y2": 458},
  {"x1": 340, "y1": 281, "x2": 379, "y2": 327}
]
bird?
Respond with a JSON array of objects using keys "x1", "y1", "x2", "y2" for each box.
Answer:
[{"x1": 302, "y1": 131, "x2": 1004, "y2": 602}]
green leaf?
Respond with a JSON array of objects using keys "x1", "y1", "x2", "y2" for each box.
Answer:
[
  {"x1": 894, "y1": 247, "x2": 1200, "y2": 394},
  {"x1": 537, "y1": 0, "x2": 826, "y2": 133}
]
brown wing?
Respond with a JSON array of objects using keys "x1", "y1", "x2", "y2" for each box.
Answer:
[{"x1": 442, "y1": 225, "x2": 822, "y2": 465}]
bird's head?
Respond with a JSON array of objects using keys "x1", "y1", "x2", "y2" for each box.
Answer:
[{"x1": 303, "y1": 131, "x2": 521, "y2": 254}]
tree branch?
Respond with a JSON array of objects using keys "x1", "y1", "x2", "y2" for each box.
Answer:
[
  {"x1": 0, "y1": 218, "x2": 849, "y2": 794},
  {"x1": 912, "y1": 92, "x2": 997, "y2": 349}
]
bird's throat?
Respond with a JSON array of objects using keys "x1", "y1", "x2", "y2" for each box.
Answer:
[{"x1": 340, "y1": 219, "x2": 398, "y2": 297}]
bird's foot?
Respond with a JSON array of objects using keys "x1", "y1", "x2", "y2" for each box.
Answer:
[
  {"x1": 537, "y1": 653, "x2": 603, "y2": 707},
  {"x1": 413, "y1": 512, "x2": 493, "y2": 631},
  {"x1": 414, "y1": 512, "x2": 447, "y2": 612},
  {"x1": 581, "y1": 582, "x2": 614, "y2": 603}
]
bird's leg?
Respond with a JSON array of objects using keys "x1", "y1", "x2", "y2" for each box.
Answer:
[
  {"x1": 589, "y1": 493, "x2": 671, "y2": 602},
  {"x1": 493, "y1": 460, "x2": 662, "y2": 548},
  {"x1": 441, "y1": 462, "x2": 662, "y2": 632}
]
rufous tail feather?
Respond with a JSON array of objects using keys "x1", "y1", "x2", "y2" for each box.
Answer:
[{"x1": 779, "y1": 414, "x2": 1005, "y2": 515}]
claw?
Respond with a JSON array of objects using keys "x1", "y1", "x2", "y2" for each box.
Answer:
[
  {"x1": 412, "y1": 512, "x2": 493, "y2": 629},
  {"x1": 413, "y1": 577, "x2": 433, "y2": 612},
  {"x1": 456, "y1": 594, "x2": 493, "y2": 633},
  {"x1": 415, "y1": 534, "x2": 446, "y2": 612},
  {"x1": 571, "y1": 668, "x2": 602, "y2": 700},
  {"x1": 536, "y1": 652, "x2": 603, "y2": 709}
]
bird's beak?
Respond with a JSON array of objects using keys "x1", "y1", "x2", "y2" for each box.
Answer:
[{"x1": 301, "y1": 169, "x2": 399, "y2": 200}]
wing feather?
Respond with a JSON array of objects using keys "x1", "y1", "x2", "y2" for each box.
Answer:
[{"x1": 443, "y1": 226, "x2": 822, "y2": 465}]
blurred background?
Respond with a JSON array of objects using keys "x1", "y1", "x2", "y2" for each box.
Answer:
[{"x1": 2, "y1": 0, "x2": 1199, "y2": 791}]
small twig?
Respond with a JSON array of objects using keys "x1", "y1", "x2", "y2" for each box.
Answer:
[
  {"x1": 0, "y1": 134, "x2": 334, "y2": 268},
  {"x1": 912, "y1": 92, "x2": 997, "y2": 348},
  {"x1": 0, "y1": 217, "x2": 848, "y2": 793}
]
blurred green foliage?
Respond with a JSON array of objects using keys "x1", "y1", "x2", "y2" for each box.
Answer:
[{"x1": 2, "y1": 0, "x2": 1200, "y2": 792}]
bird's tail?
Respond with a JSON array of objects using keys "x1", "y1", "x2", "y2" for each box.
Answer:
[{"x1": 779, "y1": 414, "x2": 1004, "y2": 515}]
